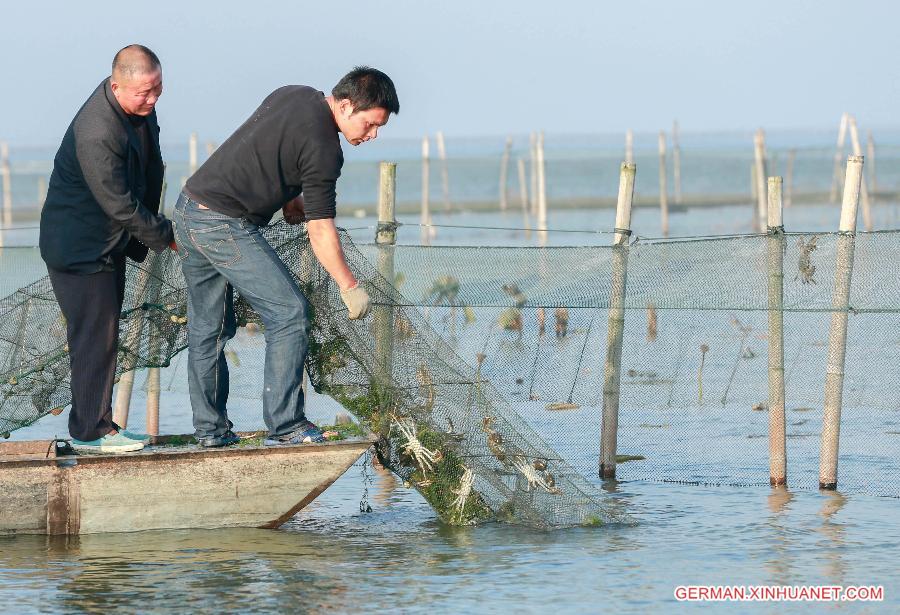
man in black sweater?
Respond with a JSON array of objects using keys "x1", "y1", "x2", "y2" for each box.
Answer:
[
  {"x1": 175, "y1": 66, "x2": 399, "y2": 447},
  {"x1": 40, "y1": 45, "x2": 175, "y2": 454}
]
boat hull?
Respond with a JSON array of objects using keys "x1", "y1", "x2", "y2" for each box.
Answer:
[{"x1": 0, "y1": 438, "x2": 373, "y2": 535}]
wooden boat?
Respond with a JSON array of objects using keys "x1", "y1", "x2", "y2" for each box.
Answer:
[{"x1": 0, "y1": 433, "x2": 374, "y2": 535}]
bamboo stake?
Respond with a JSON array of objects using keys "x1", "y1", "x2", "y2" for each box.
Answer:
[
  {"x1": 847, "y1": 117, "x2": 872, "y2": 231},
  {"x1": 435, "y1": 131, "x2": 450, "y2": 213},
  {"x1": 188, "y1": 132, "x2": 198, "y2": 176},
  {"x1": 499, "y1": 136, "x2": 512, "y2": 211},
  {"x1": 536, "y1": 131, "x2": 548, "y2": 246},
  {"x1": 830, "y1": 113, "x2": 849, "y2": 203},
  {"x1": 784, "y1": 149, "x2": 796, "y2": 208},
  {"x1": 205, "y1": 141, "x2": 217, "y2": 158},
  {"x1": 625, "y1": 129, "x2": 634, "y2": 165},
  {"x1": 819, "y1": 155, "x2": 863, "y2": 491},
  {"x1": 374, "y1": 162, "x2": 397, "y2": 383},
  {"x1": 658, "y1": 131, "x2": 668, "y2": 236},
  {"x1": 1, "y1": 142, "x2": 12, "y2": 229},
  {"x1": 517, "y1": 157, "x2": 531, "y2": 239},
  {"x1": 420, "y1": 135, "x2": 431, "y2": 246},
  {"x1": 529, "y1": 132, "x2": 538, "y2": 217},
  {"x1": 766, "y1": 176, "x2": 787, "y2": 486},
  {"x1": 599, "y1": 161, "x2": 636, "y2": 479},
  {"x1": 672, "y1": 120, "x2": 682, "y2": 205},
  {"x1": 753, "y1": 129, "x2": 768, "y2": 232}
]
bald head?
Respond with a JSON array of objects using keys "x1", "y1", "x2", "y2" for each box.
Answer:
[
  {"x1": 110, "y1": 45, "x2": 163, "y2": 116},
  {"x1": 112, "y1": 44, "x2": 161, "y2": 81}
]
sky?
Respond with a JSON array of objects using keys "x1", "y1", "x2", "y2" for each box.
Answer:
[{"x1": 1, "y1": 0, "x2": 898, "y2": 148}]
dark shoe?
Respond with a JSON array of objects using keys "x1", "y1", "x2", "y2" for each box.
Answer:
[
  {"x1": 264, "y1": 420, "x2": 325, "y2": 446},
  {"x1": 198, "y1": 430, "x2": 240, "y2": 448}
]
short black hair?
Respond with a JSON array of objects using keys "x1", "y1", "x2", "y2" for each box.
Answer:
[
  {"x1": 112, "y1": 44, "x2": 161, "y2": 79},
  {"x1": 332, "y1": 66, "x2": 399, "y2": 115}
]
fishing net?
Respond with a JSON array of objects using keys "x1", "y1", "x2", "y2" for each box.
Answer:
[{"x1": 2, "y1": 225, "x2": 899, "y2": 529}]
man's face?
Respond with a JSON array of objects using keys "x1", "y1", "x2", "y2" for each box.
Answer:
[
  {"x1": 336, "y1": 100, "x2": 390, "y2": 146},
  {"x1": 111, "y1": 69, "x2": 163, "y2": 116}
]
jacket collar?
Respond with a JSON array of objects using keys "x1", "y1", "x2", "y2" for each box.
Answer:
[{"x1": 101, "y1": 77, "x2": 161, "y2": 165}]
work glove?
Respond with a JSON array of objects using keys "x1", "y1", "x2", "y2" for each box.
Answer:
[{"x1": 340, "y1": 283, "x2": 370, "y2": 320}]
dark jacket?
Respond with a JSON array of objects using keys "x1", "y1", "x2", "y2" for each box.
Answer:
[{"x1": 40, "y1": 78, "x2": 173, "y2": 274}]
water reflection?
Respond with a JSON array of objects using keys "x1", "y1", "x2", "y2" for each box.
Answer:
[
  {"x1": 817, "y1": 490, "x2": 847, "y2": 585},
  {"x1": 765, "y1": 487, "x2": 795, "y2": 582}
]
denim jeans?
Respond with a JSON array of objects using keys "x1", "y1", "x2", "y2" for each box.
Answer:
[{"x1": 173, "y1": 191, "x2": 311, "y2": 439}]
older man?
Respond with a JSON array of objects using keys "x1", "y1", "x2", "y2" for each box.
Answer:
[
  {"x1": 175, "y1": 66, "x2": 399, "y2": 447},
  {"x1": 40, "y1": 44, "x2": 175, "y2": 454}
]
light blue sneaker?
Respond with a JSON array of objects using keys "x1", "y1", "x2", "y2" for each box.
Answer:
[
  {"x1": 120, "y1": 429, "x2": 151, "y2": 442},
  {"x1": 72, "y1": 432, "x2": 145, "y2": 454}
]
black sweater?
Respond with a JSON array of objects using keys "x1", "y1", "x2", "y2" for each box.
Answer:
[{"x1": 185, "y1": 86, "x2": 343, "y2": 226}]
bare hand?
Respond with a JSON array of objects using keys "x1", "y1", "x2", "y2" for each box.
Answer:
[{"x1": 283, "y1": 195, "x2": 305, "y2": 225}]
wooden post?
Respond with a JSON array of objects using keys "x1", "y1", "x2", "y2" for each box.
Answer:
[
  {"x1": 847, "y1": 117, "x2": 872, "y2": 231},
  {"x1": 188, "y1": 132, "x2": 198, "y2": 176},
  {"x1": 499, "y1": 136, "x2": 512, "y2": 211},
  {"x1": 672, "y1": 120, "x2": 682, "y2": 205},
  {"x1": 536, "y1": 131, "x2": 548, "y2": 245},
  {"x1": 767, "y1": 177, "x2": 787, "y2": 486},
  {"x1": 420, "y1": 135, "x2": 431, "y2": 246},
  {"x1": 830, "y1": 113, "x2": 849, "y2": 203},
  {"x1": 517, "y1": 157, "x2": 531, "y2": 239},
  {"x1": 1, "y1": 142, "x2": 12, "y2": 229},
  {"x1": 112, "y1": 269, "x2": 155, "y2": 428},
  {"x1": 374, "y1": 162, "x2": 397, "y2": 383},
  {"x1": 753, "y1": 129, "x2": 768, "y2": 233},
  {"x1": 819, "y1": 155, "x2": 863, "y2": 490},
  {"x1": 784, "y1": 149, "x2": 796, "y2": 208},
  {"x1": 435, "y1": 131, "x2": 450, "y2": 213},
  {"x1": 625, "y1": 129, "x2": 634, "y2": 165},
  {"x1": 866, "y1": 130, "x2": 876, "y2": 200},
  {"x1": 658, "y1": 131, "x2": 668, "y2": 236},
  {"x1": 599, "y1": 161, "x2": 636, "y2": 479}
]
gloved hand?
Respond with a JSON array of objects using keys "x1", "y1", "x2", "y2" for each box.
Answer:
[{"x1": 340, "y1": 282, "x2": 370, "y2": 320}]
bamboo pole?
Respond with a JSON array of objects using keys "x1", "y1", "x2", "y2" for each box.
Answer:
[
  {"x1": 374, "y1": 162, "x2": 397, "y2": 383},
  {"x1": 499, "y1": 136, "x2": 512, "y2": 211},
  {"x1": 819, "y1": 155, "x2": 864, "y2": 490},
  {"x1": 529, "y1": 132, "x2": 538, "y2": 217},
  {"x1": 188, "y1": 132, "x2": 198, "y2": 176},
  {"x1": 672, "y1": 120, "x2": 682, "y2": 205},
  {"x1": 784, "y1": 149, "x2": 796, "y2": 208},
  {"x1": 517, "y1": 157, "x2": 531, "y2": 239},
  {"x1": 753, "y1": 129, "x2": 768, "y2": 232},
  {"x1": 599, "y1": 161, "x2": 636, "y2": 479},
  {"x1": 420, "y1": 135, "x2": 431, "y2": 246},
  {"x1": 435, "y1": 131, "x2": 450, "y2": 213},
  {"x1": 37, "y1": 177, "x2": 47, "y2": 209},
  {"x1": 205, "y1": 141, "x2": 217, "y2": 158},
  {"x1": 847, "y1": 117, "x2": 872, "y2": 231},
  {"x1": 1, "y1": 142, "x2": 12, "y2": 229},
  {"x1": 766, "y1": 176, "x2": 787, "y2": 486},
  {"x1": 536, "y1": 131, "x2": 548, "y2": 246},
  {"x1": 625, "y1": 129, "x2": 634, "y2": 165},
  {"x1": 658, "y1": 131, "x2": 668, "y2": 236},
  {"x1": 829, "y1": 113, "x2": 849, "y2": 203}
]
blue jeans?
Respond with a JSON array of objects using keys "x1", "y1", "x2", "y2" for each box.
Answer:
[{"x1": 173, "y1": 191, "x2": 311, "y2": 439}]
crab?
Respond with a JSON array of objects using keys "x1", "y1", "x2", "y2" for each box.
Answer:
[
  {"x1": 451, "y1": 466, "x2": 476, "y2": 523},
  {"x1": 392, "y1": 416, "x2": 439, "y2": 474},
  {"x1": 512, "y1": 456, "x2": 562, "y2": 494}
]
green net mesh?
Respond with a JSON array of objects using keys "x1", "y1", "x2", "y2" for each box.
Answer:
[{"x1": 2, "y1": 224, "x2": 899, "y2": 527}]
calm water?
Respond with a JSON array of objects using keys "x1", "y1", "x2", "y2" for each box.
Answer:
[
  {"x1": 1, "y1": 468, "x2": 898, "y2": 613},
  {"x1": 2, "y1": 203, "x2": 899, "y2": 613}
]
